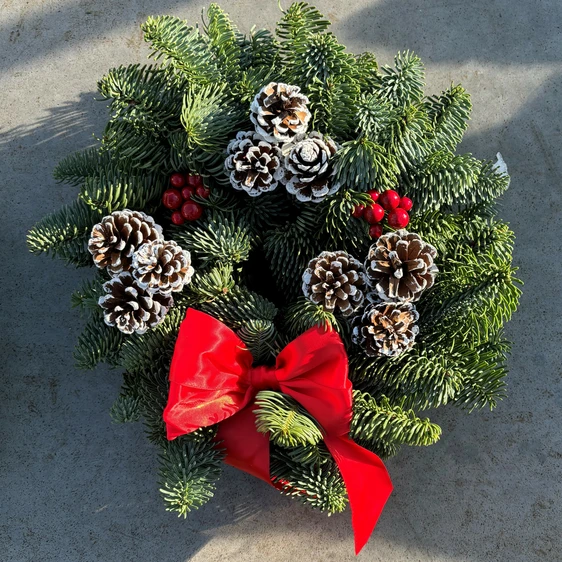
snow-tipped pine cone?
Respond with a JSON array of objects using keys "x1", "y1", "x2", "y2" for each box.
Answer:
[
  {"x1": 250, "y1": 82, "x2": 311, "y2": 143},
  {"x1": 224, "y1": 131, "x2": 283, "y2": 196},
  {"x1": 88, "y1": 210, "x2": 163, "y2": 275},
  {"x1": 98, "y1": 272, "x2": 173, "y2": 334},
  {"x1": 352, "y1": 301, "x2": 419, "y2": 357},
  {"x1": 302, "y1": 250, "x2": 367, "y2": 316},
  {"x1": 365, "y1": 230, "x2": 438, "y2": 302},
  {"x1": 279, "y1": 132, "x2": 340, "y2": 203},
  {"x1": 132, "y1": 240, "x2": 194, "y2": 295}
]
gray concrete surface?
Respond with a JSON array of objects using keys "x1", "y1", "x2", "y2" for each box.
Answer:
[{"x1": 1, "y1": 1, "x2": 561, "y2": 561}]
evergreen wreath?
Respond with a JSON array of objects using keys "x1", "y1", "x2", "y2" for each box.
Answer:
[{"x1": 27, "y1": 2, "x2": 521, "y2": 548}]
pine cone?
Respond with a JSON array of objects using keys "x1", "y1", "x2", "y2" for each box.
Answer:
[
  {"x1": 132, "y1": 240, "x2": 194, "y2": 295},
  {"x1": 98, "y1": 272, "x2": 173, "y2": 334},
  {"x1": 302, "y1": 250, "x2": 367, "y2": 316},
  {"x1": 250, "y1": 82, "x2": 311, "y2": 143},
  {"x1": 224, "y1": 131, "x2": 283, "y2": 196},
  {"x1": 280, "y1": 132, "x2": 340, "y2": 203},
  {"x1": 352, "y1": 302, "x2": 419, "y2": 357},
  {"x1": 88, "y1": 210, "x2": 163, "y2": 275},
  {"x1": 365, "y1": 230, "x2": 438, "y2": 302}
]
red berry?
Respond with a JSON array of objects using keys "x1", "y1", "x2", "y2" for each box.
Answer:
[
  {"x1": 352, "y1": 204, "x2": 365, "y2": 218},
  {"x1": 379, "y1": 189, "x2": 401, "y2": 210},
  {"x1": 367, "y1": 190, "x2": 380, "y2": 202},
  {"x1": 181, "y1": 200, "x2": 203, "y2": 221},
  {"x1": 171, "y1": 211, "x2": 185, "y2": 225},
  {"x1": 363, "y1": 203, "x2": 385, "y2": 224},
  {"x1": 399, "y1": 196, "x2": 413, "y2": 211},
  {"x1": 195, "y1": 185, "x2": 211, "y2": 199},
  {"x1": 181, "y1": 186, "x2": 195, "y2": 200},
  {"x1": 162, "y1": 188, "x2": 183, "y2": 210},
  {"x1": 186, "y1": 174, "x2": 203, "y2": 188},
  {"x1": 170, "y1": 173, "x2": 185, "y2": 188},
  {"x1": 369, "y1": 224, "x2": 383, "y2": 239},
  {"x1": 387, "y1": 208, "x2": 410, "y2": 229}
]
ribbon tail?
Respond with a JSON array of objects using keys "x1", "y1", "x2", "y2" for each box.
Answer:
[
  {"x1": 324, "y1": 435, "x2": 393, "y2": 555},
  {"x1": 215, "y1": 406, "x2": 272, "y2": 484}
]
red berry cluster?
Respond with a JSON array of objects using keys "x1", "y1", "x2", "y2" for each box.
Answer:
[
  {"x1": 352, "y1": 189, "x2": 413, "y2": 238},
  {"x1": 162, "y1": 173, "x2": 210, "y2": 225}
]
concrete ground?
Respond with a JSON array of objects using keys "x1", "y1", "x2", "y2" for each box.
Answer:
[{"x1": 1, "y1": 0, "x2": 561, "y2": 560}]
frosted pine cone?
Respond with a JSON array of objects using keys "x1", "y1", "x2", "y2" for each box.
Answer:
[
  {"x1": 250, "y1": 82, "x2": 311, "y2": 143},
  {"x1": 88, "y1": 210, "x2": 163, "y2": 275},
  {"x1": 365, "y1": 230, "x2": 438, "y2": 302},
  {"x1": 98, "y1": 272, "x2": 173, "y2": 335},
  {"x1": 302, "y1": 250, "x2": 367, "y2": 316},
  {"x1": 224, "y1": 131, "x2": 283, "y2": 196},
  {"x1": 132, "y1": 240, "x2": 194, "y2": 295},
  {"x1": 352, "y1": 302, "x2": 419, "y2": 357},
  {"x1": 279, "y1": 132, "x2": 340, "y2": 203}
]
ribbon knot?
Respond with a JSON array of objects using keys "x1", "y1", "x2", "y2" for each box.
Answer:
[
  {"x1": 248, "y1": 364, "x2": 280, "y2": 392},
  {"x1": 163, "y1": 308, "x2": 392, "y2": 554}
]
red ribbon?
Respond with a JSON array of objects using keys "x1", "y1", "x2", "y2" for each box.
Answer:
[{"x1": 163, "y1": 308, "x2": 393, "y2": 554}]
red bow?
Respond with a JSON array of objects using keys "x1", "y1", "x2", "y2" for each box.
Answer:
[{"x1": 164, "y1": 308, "x2": 392, "y2": 554}]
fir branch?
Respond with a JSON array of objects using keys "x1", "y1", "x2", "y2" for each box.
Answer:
[
  {"x1": 238, "y1": 27, "x2": 280, "y2": 70},
  {"x1": 404, "y1": 150, "x2": 481, "y2": 211},
  {"x1": 70, "y1": 275, "x2": 106, "y2": 315},
  {"x1": 351, "y1": 392, "x2": 442, "y2": 449},
  {"x1": 236, "y1": 319, "x2": 278, "y2": 363},
  {"x1": 74, "y1": 317, "x2": 124, "y2": 370},
  {"x1": 142, "y1": 16, "x2": 219, "y2": 83},
  {"x1": 283, "y1": 297, "x2": 344, "y2": 340},
  {"x1": 203, "y1": 4, "x2": 242, "y2": 77},
  {"x1": 276, "y1": 2, "x2": 331, "y2": 56},
  {"x1": 181, "y1": 83, "x2": 247, "y2": 153},
  {"x1": 374, "y1": 51, "x2": 425, "y2": 108},
  {"x1": 80, "y1": 169, "x2": 165, "y2": 213},
  {"x1": 101, "y1": 119, "x2": 168, "y2": 171},
  {"x1": 53, "y1": 147, "x2": 110, "y2": 186},
  {"x1": 159, "y1": 437, "x2": 224, "y2": 516},
  {"x1": 271, "y1": 446, "x2": 347, "y2": 515},
  {"x1": 199, "y1": 286, "x2": 278, "y2": 329},
  {"x1": 333, "y1": 138, "x2": 399, "y2": 192},
  {"x1": 254, "y1": 391, "x2": 324, "y2": 447},
  {"x1": 27, "y1": 199, "x2": 102, "y2": 267},
  {"x1": 320, "y1": 188, "x2": 372, "y2": 252},
  {"x1": 110, "y1": 394, "x2": 141, "y2": 423},
  {"x1": 188, "y1": 263, "x2": 236, "y2": 302},
  {"x1": 174, "y1": 212, "x2": 253, "y2": 265},
  {"x1": 98, "y1": 64, "x2": 183, "y2": 133},
  {"x1": 288, "y1": 32, "x2": 354, "y2": 87},
  {"x1": 425, "y1": 84, "x2": 472, "y2": 152}
]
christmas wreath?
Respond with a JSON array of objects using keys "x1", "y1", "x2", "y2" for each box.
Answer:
[{"x1": 27, "y1": 3, "x2": 521, "y2": 553}]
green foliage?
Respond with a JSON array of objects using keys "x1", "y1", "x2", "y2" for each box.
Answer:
[
  {"x1": 174, "y1": 212, "x2": 253, "y2": 265},
  {"x1": 27, "y1": 200, "x2": 102, "y2": 266},
  {"x1": 425, "y1": 84, "x2": 472, "y2": 152},
  {"x1": 374, "y1": 51, "x2": 425, "y2": 108},
  {"x1": 351, "y1": 392, "x2": 442, "y2": 452},
  {"x1": 30, "y1": 2, "x2": 521, "y2": 521},
  {"x1": 181, "y1": 83, "x2": 246, "y2": 153},
  {"x1": 74, "y1": 316, "x2": 124, "y2": 370},
  {"x1": 271, "y1": 446, "x2": 347, "y2": 514},
  {"x1": 80, "y1": 169, "x2": 165, "y2": 212},
  {"x1": 159, "y1": 437, "x2": 224, "y2": 516},
  {"x1": 334, "y1": 138, "x2": 399, "y2": 192},
  {"x1": 53, "y1": 147, "x2": 111, "y2": 186},
  {"x1": 142, "y1": 16, "x2": 219, "y2": 82},
  {"x1": 254, "y1": 391, "x2": 323, "y2": 447},
  {"x1": 110, "y1": 395, "x2": 141, "y2": 423}
]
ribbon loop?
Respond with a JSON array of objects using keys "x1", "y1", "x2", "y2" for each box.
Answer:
[{"x1": 164, "y1": 308, "x2": 393, "y2": 554}]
